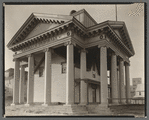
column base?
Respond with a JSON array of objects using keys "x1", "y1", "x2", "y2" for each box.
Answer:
[
  {"x1": 25, "y1": 103, "x2": 34, "y2": 106},
  {"x1": 11, "y1": 103, "x2": 19, "y2": 106},
  {"x1": 98, "y1": 103, "x2": 108, "y2": 108},
  {"x1": 19, "y1": 102, "x2": 24, "y2": 104},
  {"x1": 42, "y1": 103, "x2": 51, "y2": 107},
  {"x1": 111, "y1": 101, "x2": 120, "y2": 105},
  {"x1": 79, "y1": 102, "x2": 87, "y2": 106},
  {"x1": 63, "y1": 103, "x2": 75, "y2": 107},
  {"x1": 120, "y1": 100, "x2": 126, "y2": 104}
]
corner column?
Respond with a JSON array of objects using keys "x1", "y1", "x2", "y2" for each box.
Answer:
[
  {"x1": 11, "y1": 59, "x2": 20, "y2": 105},
  {"x1": 80, "y1": 49, "x2": 87, "y2": 105},
  {"x1": 19, "y1": 65, "x2": 25, "y2": 104},
  {"x1": 42, "y1": 48, "x2": 52, "y2": 106},
  {"x1": 111, "y1": 53, "x2": 118, "y2": 104},
  {"x1": 125, "y1": 62, "x2": 130, "y2": 104},
  {"x1": 119, "y1": 58, "x2": 126, "y2": 104},
  {"x1": 25, "y1": 54, "x2": 34, "y2": 106},
  {"x1": 100, "y1": 46, "x2": 108, "y2": 105},
  {"x1": 65, "y1": 42, "x2": 74, "y2": 105}
]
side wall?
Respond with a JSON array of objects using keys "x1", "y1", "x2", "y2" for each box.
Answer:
[
  {"x1": 33, "y1": 51, "x2": 101, "y2": 103},
  {"x1": 34, "y1": 52, "x2": 66, "y2": 103}
]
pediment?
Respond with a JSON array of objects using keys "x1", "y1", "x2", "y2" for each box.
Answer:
[
  {"x1": 113, "y1": 28, "x2": 122, "y2": 39},
  {"x1": 7, "y1": 13, "x2": 72, "y2": 48},
  {"x1": 108, "y1": 21, "x2": 135, "y2": 55},
  {"x1": 24, "y1": 23, "x2": 58, "y2": 41}
]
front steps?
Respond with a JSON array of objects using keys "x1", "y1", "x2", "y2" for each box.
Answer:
[
  {"x1": 63, "y1": 105, "x2": 89, "y2": 115},
  {"x1": 7, "y1": 103, "x2": 145, "y2": 116},
  {"x1": 87, "y1": 104, "x2": 114, "y2": 115},
  {"x1": 39, "y1": 104, "x2": 89, "y2": 115},
  {"x1": 109, "y1": 104, "x2": 145, "y2": 116}
]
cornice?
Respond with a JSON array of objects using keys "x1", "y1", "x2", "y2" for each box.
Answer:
[
  {"x1": 107, "y1": 25, "x2": 133, "y2": 56},
  {"x1": 8, "y1": 14, "x2": 135, "y2": 58},
  {"x1": 7, "y1": 14, "x2": 70, "y2": 48}
]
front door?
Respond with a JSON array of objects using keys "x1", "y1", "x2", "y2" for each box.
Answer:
[{"x1": 92, "y1": 89, "x2": 96, "y2": 103}]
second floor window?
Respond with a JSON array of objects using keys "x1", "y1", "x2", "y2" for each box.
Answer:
[
  {"x1": 61, "y1": 62, "x2": 66, "y2": 73},
  {"x1": 39, "y1": 67, "x2": 44, "y2": 77}
]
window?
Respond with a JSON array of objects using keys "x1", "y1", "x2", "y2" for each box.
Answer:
[
  {"x1": 139, "y1": 92, "x2": 141, "y2": 95},
  {"x1": 61, "y1": 62, "x2": 66, "y2": 73},
  {"x1": 92, "y1": 73, "x2": 96, "y2": 78},
  {"x1": 39, "y1": 67, "x2": 44, "y2": 77}
]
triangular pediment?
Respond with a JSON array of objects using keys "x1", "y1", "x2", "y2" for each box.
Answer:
[
  {"x1": 24, "y1": 23, "x2": 58, "y2": 41},
  {"x1": 108, "y1": 21, "x2": 135, "y2": 55},
  {"x1": 113, "y1": 28, "x2": 122, "y2": 39},
  {"x1": 7, "y1": 13, "x2": 72, "y2": 48}
]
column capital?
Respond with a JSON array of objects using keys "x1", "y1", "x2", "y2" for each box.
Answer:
[
  {"x1": 13, "y1": 58, "x2": 21, "y2": 62},
  {"x1": 79, "y1": 49, "x2": 88, "y2": 53},
  {"x1": 13, "y1": 58, "x2": 17, "y2": 62},
  {"x1": 26, "y1": 54, "x2": 33, "y2": 58},
  {"x1": 64, "y1": 41, "x2": 76, "y2": 46},
  {"x1": 109, "y1": 51, "x2": 117, "y2": 57},
  {"x1": 124, "y1": 61, "x2": 130, "y2": 66},
  {"x1": 119, "y1": 57, "x2": 124, "y2": 62},
  {"x1": 98, "y1": 45, "x2": 107, "y2": 48},
  {"x1": 98, "y1": 42, "x2": 110, "y2": 49},
  {"x1": 43, "y1": 48, "x2": 52, "y2": 52},
  {"x1": 20, "y1": 61, "x2": 28, "y2": 67}
]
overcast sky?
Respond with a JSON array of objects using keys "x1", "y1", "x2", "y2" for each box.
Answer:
[{"x1": 5, "y1": 3, "x2": 144, "y2": 85}]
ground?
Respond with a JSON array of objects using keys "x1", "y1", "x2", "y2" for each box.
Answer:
[
  {"x1": 4, "y1": 96, "x2": 145, "y2": 117},
  {"x1": 4, "y1": 87, "x2": 145, "y2": 117}
]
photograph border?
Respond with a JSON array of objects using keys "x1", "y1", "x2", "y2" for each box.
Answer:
[{"x1": 2, "y1": 0, "x2": 148, "y2": 119}]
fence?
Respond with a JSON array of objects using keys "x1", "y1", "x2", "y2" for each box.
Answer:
[{"x1": 108, "y1": 98, "x2": 145, "y2": 104}]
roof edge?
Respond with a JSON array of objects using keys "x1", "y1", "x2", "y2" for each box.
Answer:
[{"x1": 70, "y1": 9, "x2": 97, "y2": 25}]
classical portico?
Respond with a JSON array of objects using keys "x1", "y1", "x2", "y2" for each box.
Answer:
[{"x1": 7, "y1": 9, "x2": 135, "y2": 108}]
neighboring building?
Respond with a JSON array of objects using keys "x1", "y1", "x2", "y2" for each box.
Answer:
[
  {"x1": 7, "y1": 9, "x2": 135, "y2": 112},
  {"x1": 130, "y1": 78, "x2": 144, "y2": 104},
  {"x1": 131, "y1": 78, "x2": 143, "y2": 97},
  {"x1": 134, "y1": 84, "x2": 144, "y2": 98},
  {"x1": 5, "y1": 68, "x2": 28, "y2": 99},
  {"x1": 5, "y1": 68, "x2": 14, "y2": 78}
]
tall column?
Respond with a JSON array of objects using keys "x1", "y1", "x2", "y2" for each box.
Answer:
[
  {"x1": 19, "y1": 65, "x2": 25, "y2": 104},
  {"x1": 42, "y1": 48, "x2": 52, "y2": 106},
  {"x1": 65, "y1": 43, "x2": 74, "y2": 105},
  {"x1": 111, "y1": 53, "x2": 118, "y2": 104},
  {"x1": 125, "y1": 62, "x2": 130, "y2": 104},
  {"x1": 26, "y1": 54, "x2": 34, "y2": 106},
  {"x1": 11, "y1": 59, "x2": 20, "y2": 105},
  {"x1": 100, "y1": 46, "x2": 108, "y2": 105},
  {"x1": 117, "y1": 67, "x2": 120, "y2": 103},
  {"x1": 80, "y1": 49, "x2": 87, "y2": 105},
  {"x1": 119, "y1": 58, "x2": 126, "y2": 104}
]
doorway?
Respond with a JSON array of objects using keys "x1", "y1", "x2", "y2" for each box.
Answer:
[{"x1": 92, "y1": 89, "x2": 96, "y2": 103}]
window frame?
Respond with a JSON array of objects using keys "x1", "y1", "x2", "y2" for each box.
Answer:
[{"x1": 61, "y1": 62, "x2": 66, "y2": 74}]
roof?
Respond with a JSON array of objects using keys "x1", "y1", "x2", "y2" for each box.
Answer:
[
  {"x1": 7, "y1": 9, "x2": 135, "y2": 57},
  {"x1": 5, "y1": 68, "x2": 14, "y2": 72}
]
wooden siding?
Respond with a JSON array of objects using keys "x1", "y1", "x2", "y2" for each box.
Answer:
[{"x1": 74, "y1": 12, "x2": 96, "y2": 27}]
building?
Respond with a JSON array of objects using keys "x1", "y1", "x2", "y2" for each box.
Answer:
[
  {"x1": 130, "y1": 78, "x2": 144, "y2": 104},
  {"x1": 131, "y1": 78, "x2": 142, "y2": 97},
  {"x1": 5, "y1": 68, "x2": 14, "y2": 78},
  {"x1": 5, "y1": 68, "x2": 28, "y2": 99},
  {"x1": 7, "y1": 9, "x2": 135, "y2": 111}
]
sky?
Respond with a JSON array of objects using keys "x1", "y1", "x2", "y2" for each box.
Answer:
[{"x1": 5, "y1": 3, "x2": 144, "y2": 85}]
